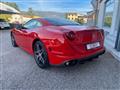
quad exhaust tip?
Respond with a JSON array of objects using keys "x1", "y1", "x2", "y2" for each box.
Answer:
[
  {"x1": 65, "y1": 62, "x2": 70, "y2": 66},
  {"x1": 64, "y1": 60, "x2": 78, "y2": 66}
]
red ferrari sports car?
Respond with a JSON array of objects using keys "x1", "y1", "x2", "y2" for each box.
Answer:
[{"x1": 11, "y1": 18, "x2": 105, "y2": 68}]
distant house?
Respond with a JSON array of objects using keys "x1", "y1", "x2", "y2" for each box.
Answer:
[
  {"x1": 66, "y1": 13, "x2": 87, "y2": 24},
  {"x1": 10, "y1": 14, "x2": 23, "y2": 24},
  {"x1": 10, "y1": 14, "x2": 40, "y2": 24},
  {"x1": 66, "y1": 13, "x2": 78, "y2": 21},
  {"x1": 77, "y1": 15, "x2": 88, "y2": 24}
]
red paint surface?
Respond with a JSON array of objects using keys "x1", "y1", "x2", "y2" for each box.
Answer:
[{"x1": 11, "y1": 18, "x2": 105, "y2": 65}]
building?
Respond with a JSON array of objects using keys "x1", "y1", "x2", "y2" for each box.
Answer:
[
  {"x1": 66, "y1": 13, "x2": 87, "y2": 24},
  {"x1": 10, "y1": 14, "x2": 40, "y2": 24},
  {"x1": 66, "y1": 13, "x2": 79, "y2": 21},
  {"x1": 10, "y1": 14, "x2": 32, "y2": 24},
  {"x1": 10, "y1": 14, "x2": 23, "y2": 24},
  {"x1": 78, "y1": 15, "x2": 88, "y2": 24},
  {"x1": 0, "y1": 2, "x2": 20, "y2": 14},
  {"x1": 0, "y1": 2, "x2": 40, "y2": 24},
  {"x1": 91, "y1": 0, "x2": 120, "y2": 60}
]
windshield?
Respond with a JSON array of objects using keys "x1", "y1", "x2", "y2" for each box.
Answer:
[{"x1": 44, "y1": 18, "x2": 81, "y2": 26}]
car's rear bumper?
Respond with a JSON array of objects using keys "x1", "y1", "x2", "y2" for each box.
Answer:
[
  {"x1": 77, "y1": 49, "x2": 105, "y2": 61},
  {"x1": 48, "y1": 47, "x2": 105, "y2": 65}
]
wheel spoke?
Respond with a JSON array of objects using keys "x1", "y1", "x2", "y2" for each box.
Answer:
[
  {"x1": 34, "y1": 44, "x2": 45, "y2": 64},
  {"x1": 36, "y1": 44, "x2": 41, "y2": 50},
  {"x1": 35, "y1": 49, "x2": 44, "y2": 55},
  {"x1": 39, "y1": 56, "x2": 45, "y2": 64},
  {"x1": 35, "y1": 53, "x2": 45, "y2": 64}
]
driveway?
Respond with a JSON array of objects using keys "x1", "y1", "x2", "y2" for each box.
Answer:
[{"x1": 0, "y1": 30, "x2": 120, "y2": 90}]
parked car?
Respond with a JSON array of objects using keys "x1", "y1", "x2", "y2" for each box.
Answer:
[
  {"x1": 11, "y1": 18, "x2": 105, "y2": 68},
  {"x1": 0, "y1": 19, "x2": 10, "y2": 30}
]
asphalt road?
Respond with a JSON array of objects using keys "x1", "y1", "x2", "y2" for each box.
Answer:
[{"x1": 0, "y1": 30, "x2": 120, "y2": 90}]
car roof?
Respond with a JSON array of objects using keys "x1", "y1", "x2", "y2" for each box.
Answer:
[
  {"x1": 33, "y1": 18, "x2": 52, "y2": 26},
  {"x1": 35, "y1": 17, "x2": 63, "y2": 20}
]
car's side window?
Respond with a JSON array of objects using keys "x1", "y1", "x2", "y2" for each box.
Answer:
[
  {"x1": 23, "y1": 20, "x2": 35, "y2": 29},
  {"x1": 34, "y1": 20, "x2": 42, "y2": 28},
  {"x1": 23, "y1": 20, "x2": 42, "y2": 29}
]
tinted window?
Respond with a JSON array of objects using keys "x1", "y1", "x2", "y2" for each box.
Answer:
[
  {"x1": 23, "y1": 20, "x2": 42, "y2": 29},
  {"x1": 44, "y1": 18, "x2": 81, "y2": 26},
  {"x1": 35, "y1": 21, "x2": 42, "y2": 27}
]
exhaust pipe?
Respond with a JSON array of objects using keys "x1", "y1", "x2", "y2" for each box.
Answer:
[
  {"x1": 64, "y1": 60, "x2": 77, "y2": 66},
  {"x1": 65, "y1": 62, "x2": 70, "y2": 66}
]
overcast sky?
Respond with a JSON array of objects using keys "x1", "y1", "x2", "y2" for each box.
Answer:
[{"x1": 2, "y1": 0, "x2": 93, "y2": 13}]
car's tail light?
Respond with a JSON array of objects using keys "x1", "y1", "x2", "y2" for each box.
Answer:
[{"x1": 65, "y1": 31, "x2": 76, "y2": 40}]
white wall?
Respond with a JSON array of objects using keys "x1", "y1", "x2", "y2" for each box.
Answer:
[
  {"x1": 111, "y1": 0, "x2": 120, "y2": 34},
  {"x1": 97, "y1": 0, "x2": 106, "y2": 28}
]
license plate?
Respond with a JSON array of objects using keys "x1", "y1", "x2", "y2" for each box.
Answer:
[{"x1": 86, "y1": 42, "x2": 100, "y2": 50}]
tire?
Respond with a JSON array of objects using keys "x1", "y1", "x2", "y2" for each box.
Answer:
[
  {"x1": 33, "y1": 41, "x2": 49, "y2": 69},
  {"x1": 11, "y1": 34, "x2": 18, "y2": 47}
]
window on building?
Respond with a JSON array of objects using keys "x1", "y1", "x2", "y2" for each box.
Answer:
[{"x1": 104, "y1": 0, "x2": 114, "y2": 28}]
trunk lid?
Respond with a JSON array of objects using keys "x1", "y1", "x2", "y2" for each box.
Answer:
[
  {"x1": 60, "y1": 25, "x2": 103, "y2": 44},
  {"x1": 60, "y1": 25, "x2": 104, "y2": 53},
  {"x1": 74, "y1": 29, "x2": 102, "y2": 44}
]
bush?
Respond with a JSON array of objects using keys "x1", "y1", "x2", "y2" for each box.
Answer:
[
  {"x1": 104, "y1": 16, "x2": 112, "y2": 27},
  {"x1": 0, "y1": 14, "x2": 12, "y2": 22}
]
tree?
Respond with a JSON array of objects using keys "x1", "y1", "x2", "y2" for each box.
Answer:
[
  {"x1": 27, "y1": 8, "x2": 34, "y2": 17},
  {"x1": 104, "y1": 16, "x2": 112, "y2": 27}
]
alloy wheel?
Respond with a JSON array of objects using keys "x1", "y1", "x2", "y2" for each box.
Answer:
[{"x1": 34, "y1": 41, "x2": 49, "y2": 68}]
